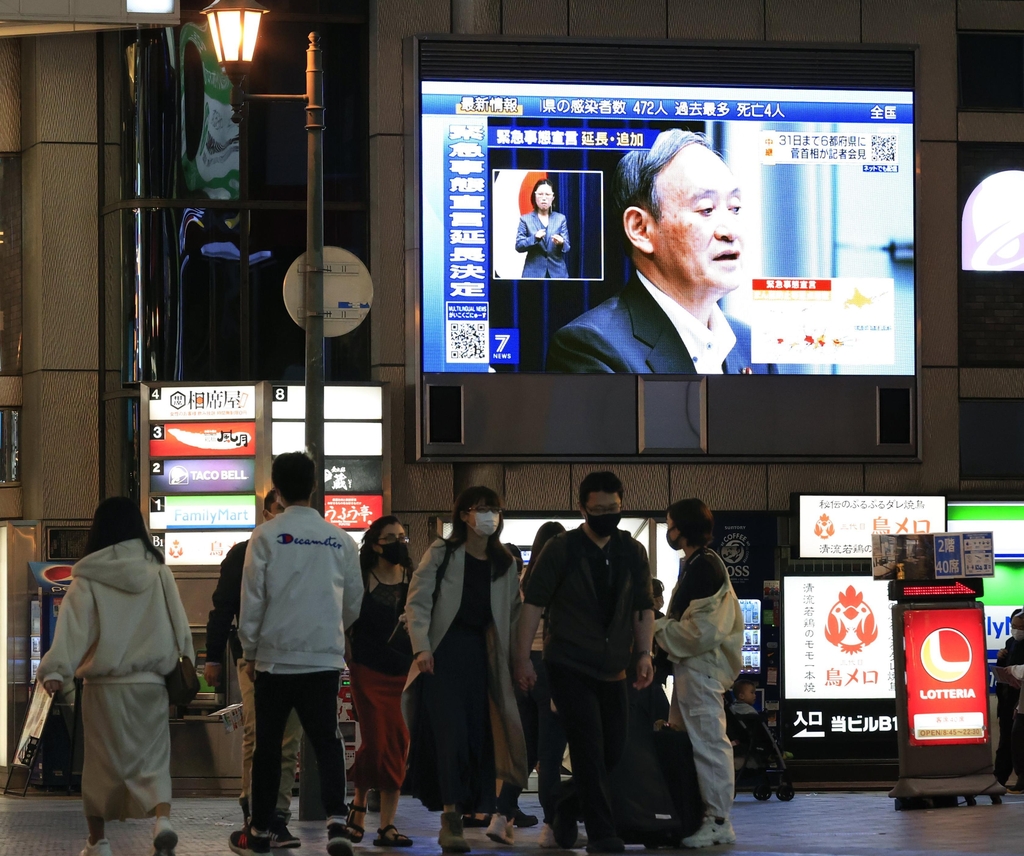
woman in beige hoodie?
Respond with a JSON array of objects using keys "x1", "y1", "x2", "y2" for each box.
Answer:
[{"x1": 38, "y1": 497, "x2": 194, "y2": 856}]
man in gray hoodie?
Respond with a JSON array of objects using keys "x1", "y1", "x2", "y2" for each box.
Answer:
[{"x1": 228, "y1": 452, "x2": 364, "y2": 856}]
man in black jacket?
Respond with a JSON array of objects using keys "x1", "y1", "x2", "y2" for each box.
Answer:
[
  {"x1": 514, "y1": 471, "x2": 655, "y2": 854},
  {"x1": 204, "y1": 490, "x2": 302, "y2": 849}
]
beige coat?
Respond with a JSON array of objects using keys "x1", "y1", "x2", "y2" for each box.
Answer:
[{"x1": 404, "y1": 539, "x2": 528, "y2": 789}]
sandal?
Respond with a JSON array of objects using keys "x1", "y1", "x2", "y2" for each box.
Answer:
[
  {"x1": 340, "y1": 804, "x2": 367, "y2": 843},
  {"x1": 374, "y1": 825, "x2": 414, "y2": 847}
]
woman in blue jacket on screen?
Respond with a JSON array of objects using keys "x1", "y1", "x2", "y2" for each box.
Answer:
[{"x1": 515, "y1": 179, "x2": 571, "y2": 278}]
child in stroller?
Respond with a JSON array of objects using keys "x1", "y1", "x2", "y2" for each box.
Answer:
[{"x1": 725, "y1": 679, "x2": 795, "y2": 802}]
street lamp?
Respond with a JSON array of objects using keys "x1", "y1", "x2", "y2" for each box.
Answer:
[{"x1": 202, "y1": 0, "x2": 327, "y2": 530}]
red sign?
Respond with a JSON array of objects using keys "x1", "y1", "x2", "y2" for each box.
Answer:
[
  {"x1": 324, "y1": 495, "x2": 383, "y2": 530},
  {"x1": 149, "y1": 422, "x2": 256, "y2": 457},
  {"x1": 752, "y1": 278, "x2": 832, "y2": 292},
  {"x1": 904, "y1": 607, "x2": 989, "y2": 746}
]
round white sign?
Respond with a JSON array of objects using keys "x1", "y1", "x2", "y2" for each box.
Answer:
[{"x1": 282, "y1": 246, "x2": 373, "y2": 338}]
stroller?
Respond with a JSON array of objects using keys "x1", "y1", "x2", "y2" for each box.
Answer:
[{"x1": 725, "y1": 691, "x2": 794, "y2": 801}]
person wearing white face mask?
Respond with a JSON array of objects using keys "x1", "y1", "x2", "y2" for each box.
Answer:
[{"x1": 403, "y1": 487, "x2": 528, "y2": 853}]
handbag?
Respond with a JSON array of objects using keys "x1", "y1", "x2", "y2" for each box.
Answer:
[
  {"x1": 386, "y1": 542, "x2": 453, "y2": 664},
  {"x1": 160, "y1": 573, "x2": 200, "y2": 707}
]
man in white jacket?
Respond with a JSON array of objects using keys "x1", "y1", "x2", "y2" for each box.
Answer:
[
  {"x1": 228, "y1": 452, "x2": 364, "y2": 856},
  {"x1": 654, "y1": 499, "x2": 743, "y2": 849}
]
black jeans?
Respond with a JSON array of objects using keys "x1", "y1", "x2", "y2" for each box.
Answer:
[
  {"x1": 251, "y1": 670, "x2": 348, "y2": 831},
  {"x1": 995, "y1": 713, "x2": 1015, "y2": 784},
  {"x1": 1013, "y1": 714, "x2": 1024, "y2": 785},
  {"x1": 546, "y1": 661, "x2": 628, "y2": 842},
  {"x1": 496, "y1": 652, "x2": 568, "y2": 823}
]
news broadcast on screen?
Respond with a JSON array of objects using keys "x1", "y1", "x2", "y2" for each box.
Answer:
[{"x1": 420, "y1": 81, "x2": 914, "y2": 378}]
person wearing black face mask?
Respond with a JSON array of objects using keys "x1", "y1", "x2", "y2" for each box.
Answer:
[
  {"x1": 515, "y1": 471, "x2": 655, "y2": 853},
  {"x1": 343, "y1": 517, "x2": 416, "y2": 847}
]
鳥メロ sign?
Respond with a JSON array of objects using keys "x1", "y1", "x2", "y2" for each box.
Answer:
[{"x1": 799, "y1": 495, "x2": 946, "y2": 559}]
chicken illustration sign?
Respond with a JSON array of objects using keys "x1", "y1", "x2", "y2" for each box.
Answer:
[
  {"x1": 798, "y1": 495, "x2": 946, "y2": 559},
  {"x1": 784, "y1": 575, "x2": 895, "y2": 700},
  {"x1": 824, "y1": 585, "x2": 879, "y2": 654}
]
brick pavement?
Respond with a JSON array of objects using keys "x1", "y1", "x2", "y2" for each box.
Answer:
[{"x1": 0, "y1": 791, "x2": 1020, "y2": 856}]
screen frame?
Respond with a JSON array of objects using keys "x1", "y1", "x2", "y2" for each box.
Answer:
[{"x1": 406, "y1": 34, "x2": 922, "y2": 463}]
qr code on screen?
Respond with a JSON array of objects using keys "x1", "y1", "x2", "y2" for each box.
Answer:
[
  {"x1": 447, "y1": 321, "x2": 489, "y2": 363},
  {"x1": 870, "y1": 134, "x2": 897, "y2": 163}
]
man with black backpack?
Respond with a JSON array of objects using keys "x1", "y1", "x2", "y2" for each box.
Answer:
[{"x1": 514, "y1": 471, "x2": 655, "y2": 854}]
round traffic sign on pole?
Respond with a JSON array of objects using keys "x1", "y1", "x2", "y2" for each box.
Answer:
[{"x1": 282, "y1": 246, "x2": 373, "y2": 338}]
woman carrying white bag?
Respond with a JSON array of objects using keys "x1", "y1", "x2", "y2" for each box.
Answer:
[{"x1": 39, "y1": 496, "x2": 194, "y2": 856}]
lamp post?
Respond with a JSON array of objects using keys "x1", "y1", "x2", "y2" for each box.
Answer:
[
  {"x1": 202, "y1": 0, "x2": 327, "y2": 820},
  {"x1": 202, "y1": 0, "x2": 325, "y2": 516}
]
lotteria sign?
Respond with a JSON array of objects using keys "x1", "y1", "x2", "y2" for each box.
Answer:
[
  {"x1": 150, "y1": 422, "x2": 256, "y2": 457},
  {"x1": 324, "y1": 495, "x2": 383, "y2": 530},
  {"x1": 151, "y1": 459, "x2": 256, "y2": 494},
  {"x1": 148, "y1": 386, "x2": 256, "y2": 421},
  {"x1": 904, "y1": 608, "x2": 989, "y2": 746},
  {"x1": 152, "y1": 531, "x2": 251, "y2": 566},
  {"x1": 149, "y1": 495, "x2": 257, "y2": 530}
]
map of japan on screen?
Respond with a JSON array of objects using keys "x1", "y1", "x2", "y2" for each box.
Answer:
[{"x1": 420, "y1": 81, "x2": 915, "y2": 376}]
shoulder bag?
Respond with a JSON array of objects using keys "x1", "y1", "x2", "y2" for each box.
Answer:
[
  {"x1": 161, "y1": 573, "x2": 200, "y2": 707},
  {"x1": 386, "y1": 541, "x2": 453, "y2": 662}
]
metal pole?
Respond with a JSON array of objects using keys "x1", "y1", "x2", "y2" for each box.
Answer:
[{"x1": 299, "y1": 30, "x2": 326, "y2": 823}]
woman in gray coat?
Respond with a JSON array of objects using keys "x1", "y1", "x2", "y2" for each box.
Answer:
[
  {"x1": 515, "y1": 179, "x2": 571, "y2": 278},
  {"x1": 404, "y1": 486, "x2": 528, "y2": 852}
]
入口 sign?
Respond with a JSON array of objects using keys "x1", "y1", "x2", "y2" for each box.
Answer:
[
  {"x1": 799, "y1": 495, "x2": 946, "y2": 559},
  {"x1": 148, "y1": 385, "x2": 255, "y2": 420},
  {"x1": 149, "y1": 495, "x2": 257, "y2": 530}
]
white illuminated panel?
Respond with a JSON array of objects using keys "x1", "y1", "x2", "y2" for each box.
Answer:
[
  {"x1": 271, "y1": 385, "x2": 383, "y2": 421},
  {"x1": 155, "y1": 530, "x2": 251, "y2": 566},
  {"x1": 783, "y1": 575, "x2": 894, "y2": 700},
  {"x1": 799, "y1": 495, "x2": 946, "y2": 559},
  {"x1": 961, "y1": 170, "x2": 1024, "y2": 272},
  {"x1": 128, "y1": 1, "x2": 176, "y2": 12},
  {"x1": 148, "y1": 385, "x2": 256, "y2": 420},
  {"x1": 272, "y1": 421, "x2": 384, "y2": 457}
]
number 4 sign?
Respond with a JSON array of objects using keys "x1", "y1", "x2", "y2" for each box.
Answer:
[{"x1": 490, "y1": 329, "x2": 520, "y2": 365}]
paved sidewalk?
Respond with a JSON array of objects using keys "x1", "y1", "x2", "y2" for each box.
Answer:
[{"x1": 0, "y1": 791, "x2": 1019, "y2": 856}]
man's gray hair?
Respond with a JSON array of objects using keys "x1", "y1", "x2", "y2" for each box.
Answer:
[{"x1": 613, "y1": 129, "x2": 714, "y2": 222}]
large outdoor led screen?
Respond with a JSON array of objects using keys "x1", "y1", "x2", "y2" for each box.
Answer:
[{"x1": 420, "y1": 81, "x2": 914, "y2": 376}]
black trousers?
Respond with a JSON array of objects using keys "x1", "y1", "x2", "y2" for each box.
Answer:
[
  {"x1": 496, "y1": 651, "x2": 568, "y2": 823},
  {"x1": 547, "y1": 661, "x2": 628, "y2": 842},
  {"x1": 251, "y1": 670, "x2": 347, "y2": 831},
  {"x1": 1013, "y1": 714, "x2": 1024, "y2": 785},
  {"x1": 995, "y1": 713, "x2": 1015, "y2": 784}
]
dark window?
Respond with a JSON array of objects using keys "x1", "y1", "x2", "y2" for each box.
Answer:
[
  {"x1": 961, "y1": 400, "x2": 1024, "y2": 477},
  {"x1": 959, "y1": 33, "x2": 1024, "y2": 110}
]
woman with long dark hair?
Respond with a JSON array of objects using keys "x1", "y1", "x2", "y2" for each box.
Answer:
[
  {"x1": 340, "y1": 516, "x2": 415, "y2": 847},
  {"x1": 38, "y1": 497, "x2": 192, "y2": 856},
  {"x1": 404, "y1": 486, "x2": 528, "y2": 852}
]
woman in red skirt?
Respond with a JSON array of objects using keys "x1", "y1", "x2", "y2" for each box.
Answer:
[{"x1": 342, "y1": 516, "x2": 415, "y2": 847}]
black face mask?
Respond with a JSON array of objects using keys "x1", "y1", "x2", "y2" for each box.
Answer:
[
  {"x1": 379, "y1": 541, "x2": 409, "y2": 567},
  {"x1": 586, "y1": 512, "x2": 621, "y2": 538},
  {"x1": 666, "y1": 532, "x2": 683, "y2": 551}
]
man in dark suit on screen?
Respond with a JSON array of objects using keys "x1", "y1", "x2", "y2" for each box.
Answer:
[{"x1": 546, "y1": 130, "x2": 771, "y2": 374}]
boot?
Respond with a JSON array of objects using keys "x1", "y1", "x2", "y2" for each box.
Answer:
[{"x1": 438, "y1": 811, "x2": 471, "y2": 853}]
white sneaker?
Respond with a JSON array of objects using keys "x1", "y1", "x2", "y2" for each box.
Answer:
[
  {"x1": 153, "y1": 816, "x2": 178, "y2": 855},
  {"x1": 538, "y1": 823, "x2": 559, "y2": 849},
  {"x1": 681, "y1": 816, "x2": 736, "y2": 848},
  {"x1": 486, "y1": 814, "x2": 515, "y2": 845},
  {"x1": 81, "y1": 840, "x2": 113, "y2": 856}
]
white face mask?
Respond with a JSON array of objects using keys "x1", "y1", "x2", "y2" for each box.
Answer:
[
  {"x1": 1012, "y1": 628, "x2": 1024, "y2": 642},
  {"x1": 470, "y1": 511, "x2": 499, "y2": 537}
]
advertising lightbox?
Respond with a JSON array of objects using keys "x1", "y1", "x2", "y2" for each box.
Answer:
[
  {"x1": 324, "y1": 495, "x2": 384, "y2": 530},
  {"x1": 150, "y1": 458, "x2": 256, "y2": 495},
  {"x1": 147, "y1": 385, "x2": 256, "y2": 421},
  {"x1": 947, "y1": 502, "x2": 1024, "y2": 560},
  {"x1": 149, "y1": 495, "x2": 257, "y2": 530},
  {"x1": 152, "y1": 531, "x2": 251, "y2": 566},
  {"x1": 323, "y1": 458, "x2": 384, "y2": 494},
  {"x1": 799, "y1": 495, "x2": 945, "y2": 559},
  {"x1": 903, "y1": 608, "x2": 989, "y2": 746},
  {"x1": 271, "y1": 421, "x2": 383, "y2": 457},
  {"x1": 150, "y1": 422, "x2": 256, "y2": 457},
  {"x1": 420, "y1": 81, "x2": 914, "y2": 376}
]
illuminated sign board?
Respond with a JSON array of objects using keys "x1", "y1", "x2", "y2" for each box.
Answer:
[
  {"x1": 784, "y1": 575, "x2": 895, "y2": 701},
  {"x1": 152, "y1": 531, "x2": 251, "y2": 566},
  {"x1": 323, "y1": 458, "x2": 383, "y2": 494},
  {"x1": 961, "y1": 170, "x2": 1024, "y2": 272},
  {"x1": 903, "y1": 608, "x2": 989, "y2": 746},
  {"x1": 948, "y1": 502, "x2": 1024, "y2": 560},
  {"x1": 271, "y1": 385, "x2": 383, "y2": 421},
  {"x1": 272, "y1": 421, "x2": 382, "y2": 457},
  {"x1": 324, "y1": 495, "x2": 383, "y2": 530},
  {"x1": 799, "y1": 495, "x2": 946, "y2": 559},
  {"x1": 148, "y1": 385, "x2": 256, "y2": 421},
  {"x1": 149, "y1": 495, "x2": 257, "y2": 530},
  {"x1": 871, "y1": 531, "x2": 994, "y2": 580},
  {"x1": 150, "y1": 458, "x2": 255, "y2": 494},
  {"x1": 29, "y1": 563, "x2": 74, "y2": 595},
  {"x1": 150, "y1": 422, "x2": 256, "y2": 457}
]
